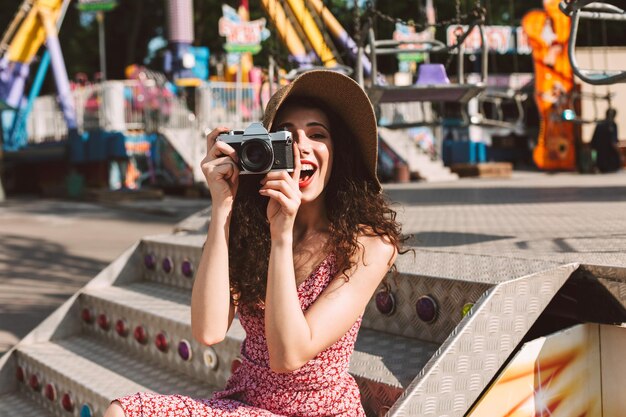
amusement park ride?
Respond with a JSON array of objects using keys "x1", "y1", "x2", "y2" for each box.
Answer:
[{"x1": 1, "y1": 0, "x2": 626, "y2": 416}]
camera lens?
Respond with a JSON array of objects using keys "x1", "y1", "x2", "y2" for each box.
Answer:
[{"x1": 240, "y1": 139, "x2": 273, "y2": 173}]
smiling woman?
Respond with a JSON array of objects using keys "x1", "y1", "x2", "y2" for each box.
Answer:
[
  {"x1": 104, "y1": 70, "x2": 405, "y2": 417},
  {"x1": 272, "y1": 101, "x2": 334, "y2": 202}
]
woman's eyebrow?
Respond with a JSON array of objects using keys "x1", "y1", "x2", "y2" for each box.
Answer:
[
  {"x1": 275, "y1": 121, "x2": 330, "y2": 132},
  {"x1": 306, "y1": 122, "x2": 330, "y2": 131}
]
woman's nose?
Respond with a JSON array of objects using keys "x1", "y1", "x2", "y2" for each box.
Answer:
[{"x1": 295, "y1": 130, "x2": 312, "y2": 153}]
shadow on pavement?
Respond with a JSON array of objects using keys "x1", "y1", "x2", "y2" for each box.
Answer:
[
  {"x1": 385, "y1": 186, "x2": 626, "y2": 206},
  {"x1": 0, "y1": 234, "x2": 108, "y2": 355},
  {"x1": 406, "y1": 231, "x2": 515, "y2": 247},
  {"x1": 0, "y1": 197, "x2": 210, "y2": 225}
]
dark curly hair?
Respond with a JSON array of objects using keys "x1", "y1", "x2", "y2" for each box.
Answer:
[{"x1": 228, "y1": 97, "x2": 404, "y2": 310}]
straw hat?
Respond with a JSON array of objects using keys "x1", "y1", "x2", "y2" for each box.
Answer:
[{"x1": 262, "y1": 70, "x2": 381, "y2": 191}]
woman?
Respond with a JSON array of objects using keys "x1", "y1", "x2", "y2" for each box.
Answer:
[{"x1": 105, "y1": 70, "x2": 403, "y2": 417}]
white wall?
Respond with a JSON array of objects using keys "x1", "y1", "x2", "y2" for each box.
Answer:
[{"x1": 575, "y1": 47, "x2": 626, "y2": 142}]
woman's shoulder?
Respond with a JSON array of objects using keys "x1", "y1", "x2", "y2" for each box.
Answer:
[{"x1": 356, "y1": 226, "x2": 397, "y2": 267}]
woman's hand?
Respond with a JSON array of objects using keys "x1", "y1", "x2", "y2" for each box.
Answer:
[
  {"x1": 260, "y1": 144, "x2": 302, "y2": 240},
  {"x1": 200, "y1": 127, "x2": 240, "y2": 211}
]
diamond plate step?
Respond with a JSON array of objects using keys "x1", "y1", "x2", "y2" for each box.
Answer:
[
  {"x1": 0, "y1": 391, "x2": 54, "y2": 417},
  {"x1": 15, "y1": 335, "x2": 215, "y2": 417},
  {"x1": 351, "y1": 328, "x2": 439, "y2": 415},
  {"x1": 80, "y1": 282, "x2": 435, "y2": 387},
  {"x1": 80, "y1": 282, "x2": 244, "y2": 388},
  {"x1": 140, "y1": 235, "x2": 204, "y2": 291},
  {"x1": 352, "y1": 328, "x2": 438, "y2": 389},
  {"x1": 79, "y1": 280, "x2": 440, "y2": 415}
]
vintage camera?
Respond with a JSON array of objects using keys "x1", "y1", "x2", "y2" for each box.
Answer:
[{"x1": 217, "y1": 122, "x2": 294, "y2": 175}]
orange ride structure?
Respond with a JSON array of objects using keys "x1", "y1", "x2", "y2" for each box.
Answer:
[{"x1": 522, "y1": 0, "x2": 577, "y2": 171}]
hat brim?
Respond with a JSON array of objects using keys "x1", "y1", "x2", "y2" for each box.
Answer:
[{"x1": 262, "y1": 70, "x2": 380, "y2": 192}]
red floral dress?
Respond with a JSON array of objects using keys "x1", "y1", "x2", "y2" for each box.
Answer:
[{"x1": 116, "y1": 254, "x2": 365, "y2": 416}]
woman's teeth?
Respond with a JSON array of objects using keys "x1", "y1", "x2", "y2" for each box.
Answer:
[{"x1": 300, "y1": 163, "x2": 316, "y2": 182}]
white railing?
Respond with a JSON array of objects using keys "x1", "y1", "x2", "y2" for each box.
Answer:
[
  {"x1": 25, "y1": 80, "x2": 265, "y2": 145},
  {"x1": 27, "y1": 96, "x2": 68, "y2": 143},
  {"x1": 196, "y1": 81, "x2": 263, "y2": 131},
  {"x1": 378, "y1": 101, "x2": 434, "y2": 128}
]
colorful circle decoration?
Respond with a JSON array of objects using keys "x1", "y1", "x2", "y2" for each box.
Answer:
[
  {"x1": 231, "y1": 357, "x2": 242, "y2": 374},
  {"x1": 155, "y1": 332, "x2": 169, "y2": 352},
  {"x1": 81, "y1": 308, "x2": 94, "y2": 324},
  {"x1": 461, "y1": 303, "x2": 474, "y2": 318},
  {"x1": 115, "y1": 319, "x2": 129, "y2": 337},
  {"x1": 375, "y1": 289, "x2": 396, "y2": 316},
  {"x1": 97, "y1": 314, "x2": 110, "y2": 331},
  {"x1": 415, "y1": 295, "x2": 438, "y2": 323},
  {"x1": 133, "y1": 325, "x2": 148, "y2": 344},
  {"x1": 16, "y1": 366, "x2": 25, "y2": 382},
  {"x1": 61, "y1": 393, "x2": 74, "y2": 412},
  {"x1": 144, "y1": 253, "x2": 157, "y2": 270},
  {"x1": 203, "y1": 347, "x2": 218, "y2": 370},
  {"x1": 29, "y1": 374, "x2": 40, "y2": 391},
  {"x1": 162, "y1": 257, "x2": 173, "y2": 273},
  {"x1": 80, "y1": 403, "x2": 93, "y2": 417},
  {"x1": 181, "y1": 260, "x2": 194, "y2": 278},
  {"x1": 178, "y1": 340, "x2": 192, "y2": 361},
  {"x1": 44, "y1": 383, "x2": 57, "y2": 401}
]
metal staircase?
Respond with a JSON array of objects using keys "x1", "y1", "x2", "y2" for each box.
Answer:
[
  {"x1": 378, "y1": 127, "x2": 459, "y2": 183},
  {"x1": 0, "y1": 231, "x2": 449, "y2": 417},
  {"x1": 2, "y1": 207, "x2": 626, "y2": 416}
]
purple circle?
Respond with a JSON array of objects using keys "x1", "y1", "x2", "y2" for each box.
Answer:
[
  {"x1": 375, "y1": 290, "x2": 396, "y2": 315},
  {"x1": 416, "y1": 295, "x2": 438, "y2": 323},
  {"x1": 144, "y1": 253, "x2": 156, "y2": 270},
  {"x1": 178, "y1": 340, "x2": 192, "y2": 361},
  {"x1": 181, "y1": 260, "x2": 193, "y2": 278},
  {"x1": 162, "y1": 257, "x2": 173, "y2": 274}
]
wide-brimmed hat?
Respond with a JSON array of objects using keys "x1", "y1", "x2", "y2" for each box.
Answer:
[{"x1": 262, "y1": 70, "x2": 381, "y2": 191}]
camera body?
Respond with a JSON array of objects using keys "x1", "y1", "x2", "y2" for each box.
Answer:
[{"x1": 217, "y1": 122, "x2": 294, "y2": 175}]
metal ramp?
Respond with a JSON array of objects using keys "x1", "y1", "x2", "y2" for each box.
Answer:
[{"x1": 1, "y1": 215, "x2": 626, "y2": 416}]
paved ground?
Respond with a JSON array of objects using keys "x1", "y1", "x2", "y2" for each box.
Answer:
[
  {"x1": 0, "y1": 196, "x2": 209, "y2": 355},
  {"x1": 386, "y1": 171, "x2": 626, "y2": 275},
  {"x1": 2, "y1": 170, "x2": 626, "y2": 354}
]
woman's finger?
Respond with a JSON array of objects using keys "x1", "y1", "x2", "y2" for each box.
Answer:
[
  {"x1": 260, "y1": 179, "x2": 299, "y2": 200},
  {"x1": 259, "y1": 188, "x2": 295, "y2": 210},
  {"x1": 291, "y1": 141, "x2": 301, "y2": 184},
  {"x1": 206, "y1": 126, "x2": 230, "y2": 150},
  {"x1": 205, "y1": 157, "x2": 239, "y2": 178},
  {"x1": 212, "y1": 155, "x2": 238, "y2": 167},
  {"x1": 209, "y1": 140, "x2": 239, "y2": 162},
  {"x1": 261, "y1": 170, "x2": 294, "y2": 184}
]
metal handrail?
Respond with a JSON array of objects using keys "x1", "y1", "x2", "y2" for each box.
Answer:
[
  {"x1": 560, "y1": 0, "x2": 626, "y2": 85},
  {"x1": 367, "y1": 24, "x2": 488, "y2": 88}
]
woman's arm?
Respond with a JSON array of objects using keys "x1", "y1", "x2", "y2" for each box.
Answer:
[
  {"x1": 191, "y1": 208, "x2": 237, "y2": 345},
  {"x1": 265, "y1": 235, "x2": 396, "y2": 373},
  {"x1": 191, "y1": 127, "x2": 239, "y2": 345}
]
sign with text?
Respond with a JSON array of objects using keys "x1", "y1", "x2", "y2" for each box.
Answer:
[
  {"x1": 219, "y1": 4, "x2": 270, "y2": 55},
  {"x1": 76, "y1": 0, "x2": 117, "y2": 12},
  {"x1": 393, "y1": 23, "x2": 432, "y2": 62}
]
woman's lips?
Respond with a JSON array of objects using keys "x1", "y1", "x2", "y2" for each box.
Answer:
[
  {"x1": 299, "y1": 161, "x2": 317, "y2": 189},
  {"x1": 299, "y1": 171, "x2": 315, "y2": 188}
]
